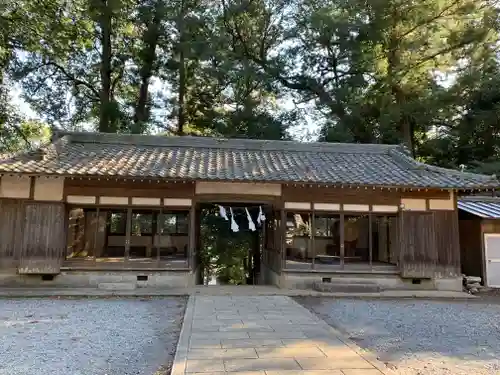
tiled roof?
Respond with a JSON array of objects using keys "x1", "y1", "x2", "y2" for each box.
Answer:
[
  {"x1": 0, "y1": 132, "x2": 498, "y2": 189},
  {"x1": 458, "y1": 196, "x2": 500, "y2": 218}
]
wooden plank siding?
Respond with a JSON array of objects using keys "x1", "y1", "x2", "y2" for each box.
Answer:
[
  {"x1": 18, "y1": 202, "x2": 66, "y2": 274},
  {"x1": 434, "y1": 211, "x2": 461, "y2": 277},
  {"x1": 282, "y1": 186, "x2": 401, "y2": 205},
  {"x1": 459, "y1": 218, "x2": 482, "y2": 279},
  {"x1": 283, "y1": 185, "x2": 450, "y2": 204},
  {"x1": 399, "y1": 211, "x2": 437, "y2": 278},
  {"x1": 64, "y1": 179, "x2": 195, "y2": 199},
  {"x1": 0, "y1": 200, "x2": 24, "y2": 268},
  {"x1": 400, "y1": 210, "x2": 461, "y2": 278}
]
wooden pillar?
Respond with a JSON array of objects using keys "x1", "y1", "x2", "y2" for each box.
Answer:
[
  {"x1": 340, "y1": 213, "x2": 345, "y2": 269},
  {"x1": 280, "y1": 208, "x2": 286, "y2": 270},
  {"x1": 188, "y1": 204, "x2": 196, "y2": 270},
  {"x1": 369, "y1": 214, "x2": 373, "y2": 269},
  {"x1": 311, "y1": 209, "x2": 315, "y2": 269},
  {"x1": 157, "y1": 208, "x2": 163, "y2": 266},
  {"x1": 92, "y1": 207, "x2": 100, "y2": 264},
  {"x1": 124, "y1": 207, "x2": 132, "y2": 265}
]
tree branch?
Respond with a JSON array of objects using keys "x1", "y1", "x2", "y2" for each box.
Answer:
[
  {"x1": 397, "y1": 0, "x2": 462, "y2": 41},
  {"x1": 44, "y1": 61, "x2": 99, "y2": 97}
]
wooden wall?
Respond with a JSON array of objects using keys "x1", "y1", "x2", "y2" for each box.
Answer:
[
  {"x1": 0, "y1": 201, "x2": 66, "y2": 273},
  {"x1": 0, "y1": 200, "x2": 24, "y2": 268},
  {"x1": 459, "y1": 217, "x2": 482, "y2": 278},
  {"x1": 0, "y1": 177, "x2": 462, "y2": 278},
  {"x1": 64, "y1": 179, "x2": 195, "y2": 199},
  {"x1": 282, "y1": 186, "x2": 401, "y2": 205},
  {"x1": 399, "y1": 210, "x2": 461, "y2": 278},
  {"x1": 434, "y1": 210, "x2": 461, "y2": 277}
]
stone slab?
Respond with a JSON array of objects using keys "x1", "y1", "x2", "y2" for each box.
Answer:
[
  {"x1": 223, "y1": 358, "x2": 302, "y2": 372},
  {"x1": 255, "y1": 346, "x2": 327, "y2": 358},
  {"x1": 296, "y1": 357, "x2": 375, "y2": 370},
  {"x1": 189, "y1": 338, "x2": 222, "y2": 349},
  {"x1": 190, "y1": 331, "x2": 250, "y2": 340},
  {"x1": 185, "y1": 359, "x2": 225, "y2": 373},
  {"x1": 248, "y1": 331, "x2": 308, "y2": 339},
  {"x1": 221, "y1": 339, "x2": 284, "y2": 348},
  {"x1": 266, "y1": 372, "x2": 343, "y2": 375},
  {"x1": 97, "y1": 282, "x2": 136, "y2": 291},
  {"x1": 188, "y1": 348, "x2": 258, "y2": 359}
]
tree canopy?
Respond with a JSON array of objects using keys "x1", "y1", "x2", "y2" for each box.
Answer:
[{"x1": 0, "y1": 0, "x2": 499, "y2": 174}]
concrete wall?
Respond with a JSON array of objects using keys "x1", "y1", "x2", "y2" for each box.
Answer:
[
  {"x1": 0, "y1": 269, "x2": 195, "y2": 288},
  {"x1": 260, "y1": 263, "x2": 283, "y2": 287},
  {"x1": 279, "y1": 271, "x2": 462, "y2": 291}
]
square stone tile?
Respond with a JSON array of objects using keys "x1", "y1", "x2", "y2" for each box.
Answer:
[
  {"x1": 256, "y1": 346, "x2": 326, "y2": 358},
  {"x1": 191, "y1": 331, "x2": 250, "y2": 340},
  {"x1": 191, "y1": 325, "x2": 223, "y2": 332},
  {"x1": 248, "y1": 331, "x2": 307, "y2": 339},
  {"x1": 296, "y1": 357, "x2": 375, "y2": 370},
  {"x1": 197, "y1": 319, "x2": 244, "y2": 325},
  {"x1": 216, "y1": 314, "x2": 248, "y2": 320},
  {"x1": 290, "y1": 338, "x2": 344, "y2": 348},
  {"x1": 221, "y1": 338, "x2": 284, "y2": 348},
  {"x1": 219, "y1": 324, "x2": 274, "y2": 332},
  {"x1": 185, "y1": 359, "x2": 225, "y2": 373},
  {"x1": 263, "y1": 314, "x2": 296, "y2": 320},
  {"x1": 320, "y1": 346, "x2": 366, "y2": 359},
  {"x1": 251, "y1": 319, "x2": 292, "y2": 325},
  {"x1": 188, "y1": 372, "x2": 266, "y2": 375},
  {"x1": 188, "y1": 348, "x2": 258, "y2": 359},
  {"x1": 237, "y1": 314, "x2": 267, "y2": 320},
  {"x1": 189, "y1": 338, "x2": 222, "y2": 349},
  {"x1": 265, "y1": 371, "x2": 343, "y2": 375},
  {"x1": 280, "y1": 338, "x2": 338, "y2": 348},
  {"x1": 224, "y1": 358, "x2": 302, "y2": 372}
]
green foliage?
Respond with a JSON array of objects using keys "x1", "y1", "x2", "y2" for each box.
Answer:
[
  {"x1": 199, "y1": 207, "x2": 258, "y2": 285},
  {"x1": 2, "y1": 0, "x2": 500, "y2": 172}
]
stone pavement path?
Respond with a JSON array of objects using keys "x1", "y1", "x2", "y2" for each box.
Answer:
[{"x1": 171, "y1": 295, "x2": 391, "y2": 375}]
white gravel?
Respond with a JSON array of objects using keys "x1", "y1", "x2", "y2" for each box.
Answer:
[
  {"x1": 297, "y1": 298, "x2": 500, "y2": 375},
  {"x1": 0, "y1": 297, "x2": 187, "y2": 375}
]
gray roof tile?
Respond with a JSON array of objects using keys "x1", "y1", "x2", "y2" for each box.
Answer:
[{"x1": 0, "y1": 132, "x2": 498, "y2": 189}]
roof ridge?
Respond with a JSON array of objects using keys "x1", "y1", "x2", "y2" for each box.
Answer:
[
  {"x1": 61, "y1": 131, "x2": 398, "y2": 154},
  {"x1": 388, "y1": 148, "x2": 497, "y2": 181},
  {"x1": 460, "y1": 195, "x2": 500, "y2": 202}
]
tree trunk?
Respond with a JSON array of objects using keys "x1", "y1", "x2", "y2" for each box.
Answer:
[
  {"x1": 177, "y1": 0, "x2": 186, "y2": 135},
  {"x1": 97, "y1": 0, "x2": 113, "y2": 133},
  {"x1": 133, "y1": 0, "x2": 164, "y2": 133},
  {"x1": 387, "y1": 29, "x2": 414, "y2": 156}
]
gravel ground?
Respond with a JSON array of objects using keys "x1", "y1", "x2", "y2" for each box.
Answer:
[
  {"x1": 0, "y1": 297, "x2": 187, "y2": 375},
  {"x1": 296, "y1": 297, "x2": 500, "y2": 375}
]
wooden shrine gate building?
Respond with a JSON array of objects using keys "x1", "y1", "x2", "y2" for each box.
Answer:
[{"x1": 0, "y1": 132, "x2": 498, "y2": 290}]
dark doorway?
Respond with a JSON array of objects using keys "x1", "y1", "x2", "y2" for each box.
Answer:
[{"x1": 197, "y1": 203, "x2": 270, "y2": 285}]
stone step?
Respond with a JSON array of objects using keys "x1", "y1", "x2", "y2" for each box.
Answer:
[
  {"x1": 312, "y1": 281, "x2": 381, "y2": 293},
  {"x1": 97, "y1": 282, "x2": 136, "y2": 291}
]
